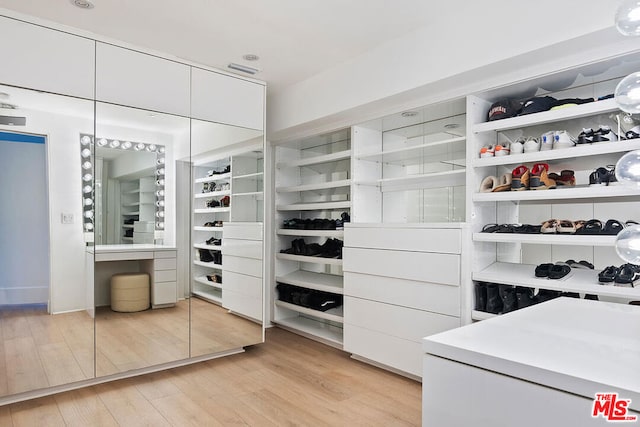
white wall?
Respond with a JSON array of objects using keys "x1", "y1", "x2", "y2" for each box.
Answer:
[{"x1": 267, "y1": 0, "x2": 636, "y2": 140}]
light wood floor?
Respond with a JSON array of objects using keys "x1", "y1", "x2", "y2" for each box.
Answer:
[{"x1": 1, "y1": 328, "x2": 422, "y2": 426}]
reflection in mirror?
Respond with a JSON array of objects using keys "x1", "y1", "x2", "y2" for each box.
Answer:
[
  {"x1": 0, "y1": 84, "x2": 94, "y2": 396},
  {"x1": 93, "y1": 103, "x2": 190, "y2": 376},
  {"x1": 188, "y1": 119, "x2": 265, "y2": 357}
]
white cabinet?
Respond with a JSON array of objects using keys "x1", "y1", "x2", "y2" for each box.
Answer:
[
  {"x1": 191, "y1": 68, "x2": 265, "y2": 130},
  {"x1": 0, "y1": 15, "x2": 95, "y2": 99},
  {"x1": 95, "y1": 43, "x2": 190, "y2": 116},
  {"x1": 343, "y1": 224, "x2": 465, "y2": 377},
  {"x1": 151, "y1": 250, "x2": 178, "y2": 308}
]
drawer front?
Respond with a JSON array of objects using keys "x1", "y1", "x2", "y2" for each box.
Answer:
[
  {"x1": 154, "y1": 258, "x2": 177, "y2": 271},
  {"x1": 345, "y1": 227, "x2": 461, "y2": 254},
  {"x1": 222, "y1": 289, "x2": 263, "y2": 321},
  {"x1": 343, "y1": 247, "x2": 460, "y2": 286},
  {"x1": 95, "y1": 251, "x2": 153, "y2": 262},
  {"x1": 222, "y1": 240, "x2": 262, "y2": 260},
  {"x1": 344, "y1": 297, "x2": 460, "y2": 343},
  {"x1": 154, "y1": 269, "x2": 176, "y2": 283},
  {"x1": 344, "y1": 272, "x2": 460, "y2": 316},
  {"x1": 223, "y1": 256, "x2": 262, "y2": 278},
  {"x1": 223, "y1": 223, "x2": 263, "y2": 240},
  {"x1": 344, "y1": 324, "x2": 423, "y2": 377},
  {"x1": 152, "y1": 281, "x2": 177, "y2": 305},
  {"x1": 155, "y1": 250, "x2": 177, "y2": 259},
  {"x1": 222, "y1": 271, "x2": 263, "y2": 298}
]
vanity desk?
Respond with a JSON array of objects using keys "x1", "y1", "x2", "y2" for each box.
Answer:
[{"x1": 87, "y1": 244, "x2": 178, "y2": 312}]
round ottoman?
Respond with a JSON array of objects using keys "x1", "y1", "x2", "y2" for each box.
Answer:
[{"x1": 110, "y1": 273, "x2": 150, "y2": 312}]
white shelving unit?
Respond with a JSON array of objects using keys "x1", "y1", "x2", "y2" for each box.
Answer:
[
  {"x1": 467, "y1": 77, "x2": 640, "y2": 321},
  {"x1": 119, "y1": 176, "x2": 155, "y2": 244},
  {"x1": 273, "y1": 128, "x2": 350, "y2": 348}
]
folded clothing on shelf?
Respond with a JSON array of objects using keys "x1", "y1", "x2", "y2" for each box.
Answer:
[
  {"x1": 280, "y1": 238, "x2": 343, "y2": 259},
  {"x1": 276, "y1": 283, "x2": 343, "y2": 312}
]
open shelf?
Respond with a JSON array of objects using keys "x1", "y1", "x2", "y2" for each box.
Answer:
[
  {"x1": 124, "y1": 189, "x2": 140, "y2": 194},
  {"x1": 472, "y1": 233, "x2": 617, "y2": 247},
  {"x1": 193, "y1": 260, "x2": 223, "y2": 269},
  {"x1": 194, "y1": 207, "x2": 231, "y2": 214},
  {"x1": 472, "y1": 262, "x2": 640, "y2": 300},
  {"x1": 192, "y1": 289, "x2": 222, "y2": 305},
  {"x1": 193, "y1": 243, "x2": 222, "y2": 250},
  {"x1": 277, "y1": 229, "x2": 344, "y2": 238},
  {"x1": 193, "y1": 226, "x2": 223, "y2": 232},
  {"x1": 473, "y1": 185, "x2": 640, "y2": 202},
  {"x1": 471, "y1": 310, "x2": 498, "y2": 321},
  {"x1": 276, "y1": 201, "x2": 351, "y2": 211},
  {"x1": 122, "y1": 237, "x2": 133, "y2": 241},
  {"x1": 194, "y1": 190, "x2": 231, "y2": 199},
  {"x1": 472, "y1": 138, "x2": 640, "y2": 167},
  {"x1": 357, "y1": 136, "x2": 466, "y2": 165},
  {"x1": 276, "y1": 270, "x2": 343, "y2": 294},
  {"x1": 274, "y1": 316, "x2": 343, "y2": 347},
  {"x1": 194, "y1": 172, "x2": 231, "y2": 183},
  {"x1": 276, "y1": 149, "x2": 351, "y2": 169},
  {"x1": 371, "y1": 169, "x2": 466, "y2": 192},
  {"x1": 276, "y1": 253, "x2": 343, "y2": 266},
  {"x1": 122, "y1": 211, "x2": 140, "y2": 215},
  {"x1": 276, "y1": 179, "x2": 352, "y2": 194},
  {"x1": 472, "y1": 98, "x2": 619, "y2": 134},
  {"x1": 122, "y1": 224, "x2": 134, "y2": 229},
  {"x1": 233, "y1": 172, "x2": 264, "y2": 180},
  {"x1": 193, "y1": 276, "x2": 222, "y2": 290},
  {"x1": 123, "y1": 202, "x2": 140, "y2": 207},
  {"x1": 233, "y1": 192, "x2": 264, "y2": 199},
  {"x1": 275, "y1": 300, "x2": 343, "y2": 323}
]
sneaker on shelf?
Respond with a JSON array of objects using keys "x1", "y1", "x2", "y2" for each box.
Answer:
[
  {"x1": 592, "y1": 125, "x2": 617, "y2": 143},
  {"x1": 577, "y1": 128, "x2": 594, "y2": 144},
  {"x1": 510, "y1": 138, "x2": 524, "y2": 155},
  {"x1": 523, "y1": 137, "x2": 541, "y2": 153},
  {"x1": 479, "y1": 145, "x2": 495, "y2": 158},
  {"x1": 553, "y1": 130, "x2": 576, "y2": 149},
  {"x1": 589, "y1": 167, "x2": 610, "y2": 186},
  {"x1": 494, "y1": 143, "x2": 510, "y2": 157},
  {"x1": 540, "y1": 131, "x2": 555, "y2": 151},
  {"x1": 605, "y1": 165, "x2": 619, "y2": 186}
]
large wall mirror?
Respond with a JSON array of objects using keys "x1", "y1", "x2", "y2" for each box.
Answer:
[
  {"x1": 188, "y1": 119, "x2": 265, "y2": 357},
  {"x1": 0, "y1": 84, "x2": 95, "y2": 396}
]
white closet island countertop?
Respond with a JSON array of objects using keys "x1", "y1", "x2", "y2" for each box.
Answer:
[{"x1": 422, "y1": 297, "x2": 640, "y2": 410}]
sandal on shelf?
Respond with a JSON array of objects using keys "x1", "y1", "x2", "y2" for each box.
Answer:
[
  {"x1": 495, "y1": 224, "x2": 517, "y2": 233},
  {"x1": 513, "y1": 224, "x2": 541, "y2": 234},
  {"x1": 480, "y1": 175, "x2": 498, "y2": 193},
  {"x1": 602, "y1": 219, "x2": 625, "y2": 235},
  {"x1": 481, "y1": 223, "x2": 500, "y2": 233},
  {"x1": 566, "y1": 259, "x2": 594, "y2": 269},
  {"x1": 535, "y1": 263, "x2": 554, "y2": 278},
  {"x1": 615, "y1": 264, "x2": 640, "y2": 286},
  {"x1": 511, "y1": 165, "x2": 529, "y2": 191},
  {"x1": 548, "y1": 170, "x2": 576, "y2": 186},
  {"x1": 573, "y1": 219, "x2": 602, "y2": 235},
  {"x1": 626, "y1": 220, "x2": 639, "y2": 227},
  {"x1": 530, "y1": 163, "x2": 556, "y2": 190},
  {"x1": 598, "y1": 265, "x2": 619, "y2": 284},
  {"x1": 548, "y1": 264, "x2": 572, "y2": 280},
  {"x1": 492, "y1": 174, "x2": 512, "y2": 192},
  {"x1": 541, "y1": 219, "x2": 558, "y2": 234},
  {"x1": 556, "y1": 220, "x2": 576, "y2": 234}
]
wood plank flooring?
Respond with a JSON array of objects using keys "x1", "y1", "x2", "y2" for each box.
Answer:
[{"x1": 2, "y1": 328, "x2": 422, "y2": 426}]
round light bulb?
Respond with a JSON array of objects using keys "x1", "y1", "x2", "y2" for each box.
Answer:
[
  {"x1": 82, "y1": 161, "x2": 92, "y2": 170},
  {"x1": 158, "y1": 146, "x2": 166, "y2": 154},
  {"x1": 121, "y1": 141, "x2": 132, "y2": 149},
  {"x1": 135, "y1": 143, "x2": 145, "y2": 151},
  {"x1": 84, "y1": 210, "x2": 94, "y2": 219},
  {"x1": 97, "y1": 138, "x2": 108, "y2": 147},
  {"x1": 84, "y1": 198, "x2": 93, "y2": 206},
  {"x1": 80, "y1": 135, "x2": 92, "y2": 146},
  {"x1": 615, "y1": 72, "x2": 640, "y2": 114},
  {"x1": 615, "y1": 149, "x2": 640, "y2": 187},
  {"x1": 156, "y1": 168, "x2": 165, "y2": 176},
  {"x1": 156, "y1": 179, "x2": 165, "y2": 186},
  {"x1": 615, "y1": 0, "x2": 640, "y2": 36},
  {"x1": 615, "y1": 225, "x2": 640, "y2": 264},
  {"x1": 146, "y1": 144, "x2": 157, "y2": 152},
  {"x1": 84, "y1": 222, "x2": 94, "y2": 231},
  {"x1": 155, "y1": 200, "x2": 165, "y2": 207},
  {"x1": 81, "y1": 148, "x2": 91, "y2": 158},
  {"x1": 156, "y1": 190, "x2": 165, "y2": 197},
  {"x1": 83, "y1": 185, "x2": 92, "y2": 194},
  {"x1": 155, "y1": 211, "x2": 165, "y2": 218},
  {"x1": 157, "y1": 157, "x2": 165, "y2": 165},
  {"x1": 109, "y1": 140, "x2": 120, "y2": 148},
  {"x1": 156, "y1": 221, "x2": 164, "y2": 229},
  {"x1": 82, "y1": 173, "x2": 92, "y2": 182}
]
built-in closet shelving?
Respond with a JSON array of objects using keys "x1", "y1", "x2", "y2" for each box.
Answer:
[
  {"x1": 273, "y1": 129, "x2": 350, "y2": 348},
  {"x1": 120, "y1": 177, "x2": 155, "y2": 243},
  {"x1": 467, "y1": 76, "x2": 640, "y2": 322}
]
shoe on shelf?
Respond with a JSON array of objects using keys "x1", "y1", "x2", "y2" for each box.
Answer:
[
  {"x1": 485, "y1": 283, "x2": 503, "y2": 314},
  {"x1": 206, "y1": 199, "x2": 220, "y2": 208},
  {"x1": 548, "y1": 264, "x2": 571, "y2": 280},
  {"x1": 577, "y1": 128, "x2": 595, "y2": 144},
  {"x1": 614, "y1": 264, "x2": 640, "y2": 287},
  {"x1": 584, "y1": 294, "x2": 600, "y2": 300},
  {"x1": 574, "y1": 219, "x2": 602, "y2": 235},
  {"x1": 515, "y1": 286, "x2": 536, "y2": 309},
  {"x1": 604, "y1": 165, "x2": 619, "y2": 186},
  {"x1": 510, "y1": 138, "x2": 524, "y2": 154},
  {"x1": 566, "y1": 259, "x2": 594, "y2": 269},
  {"x1": 540, "y1": 131, "x2": 555, "y2": 151},
  {"x1": 535, "y1": 263, "x2": 554, "y2": 277},
  {"x1": 548, "y1": 169, "x2": 575, "y2": 186},
  {"x1": 492, "y1": 174, "x2": 512, "y2": 192},
  {"x1": 592, "y1": 125, "x2": 616, "y2": 143},
  {"x1": 479, "y1": 145, "x2": 495, "y2": 158},
  {"x1": 511, "y1": 165, "x2": 530, "y2": 191},
  {"x1": 499, "y1": 285, "x2": 517, "y2": 313},
  {"x1": 556, "y1": 220, "x2": 576, "y2": 234},
  {"x1": 553, "y1": 130, "x2": 576, "y2": 149},
  {"x1": 529, "y1": 163, "x2": 556, "y2": 190},
  {"x1": 598, "y1": 265, "x2": 619, "y2": 284},
  {"x1": 535, "y1": 289, "x2": 562, "y2": 303},
  {"x1": 523, "y1": 137, "x2": 541, "y2": 153},
  {"x1": 474, "y1": 282, "x2": 488, "y2": 311},
  {"x1": 540, "y1": 219, "x2": 558, "y2": 234},
  {"x1": 198, "y1": 249, "x2": 214, "y2": 263},
  {"x1": 480, "y1": 175, "x2": 498, "y2": 193},
  {"x1": 494, "y1": 144, "x2": 510, "y2": 157}
]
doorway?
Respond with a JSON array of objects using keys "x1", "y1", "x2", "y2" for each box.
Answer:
[{"x1": 0, "y1": 131, "x2": 50, "y2": 308}]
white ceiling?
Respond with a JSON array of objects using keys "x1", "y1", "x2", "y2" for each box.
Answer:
[{"x1": 0, "y1": 0, "x2": 439, "y2": 95}]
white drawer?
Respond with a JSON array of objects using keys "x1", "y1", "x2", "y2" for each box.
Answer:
[
  {"x1": 155, "y1": 250, "x2": 177, "y2": 259},
  {"x1": 222, "y1": 271, "x2": 263, "y2": 297},
  {"x1": 154, "y1": 258, "x2": 177, "y2": 271},
  {"x1": 223, "y1": 222, "x2": 263, "y2": 240},
  {"x1": 343, "y1": 247, "x2": 460, "y2": 286},
  {"x1": 345, "y1": 227, "x2": 461, "y2": 254},
  {"x1": 223, "y1": 256, "x2": 262, "y2": 278},
  {"x1": 152, "y1": 281, "x2": 177, "y2": 306},
  {"x1": 344, "y1": 324, "x2": 423, "y2": 377},
  {"x1": 222, "y1": 240, "x2": 262, "y2": 260},
  {"x1": 344, "y1": 272, "x2": 460, "y2": 316},
  {"x1": 95, "y1": 251, "x2": 153, "y2": 262},
  {"x1": 222, "y1": 289, "x2": 263, "y2": 321},
  {"x1": 154, "y1": 269, "x2": 176, "y2": 283}
]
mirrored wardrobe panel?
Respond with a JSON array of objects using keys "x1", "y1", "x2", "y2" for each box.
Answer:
[
  {"x1": 188, "y1": 119, "x2": 264, "y2": 357},
  {"x1": 0, "y1": 84, "x2": 95, "y2": 395},
  {"x1": 92, "y1": 103, "x2": 190, "y2": 376}
]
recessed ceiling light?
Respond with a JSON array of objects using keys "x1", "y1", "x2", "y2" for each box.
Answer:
[
  {"x1": 444, "y1": 123, "x2": 460, "y2": 129},
  {"x1": 242, "y1": 54, "x2": 260, "y2": 61},
  {"x1": 228, "y1": 63, "x2": 260, "y2": 75},
  {"x1": 401, "y1": 111, "x2": 418, "y2": 117},
  {"x1": 70, "y1": 0, "x2": 94, "y2": 9}
]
